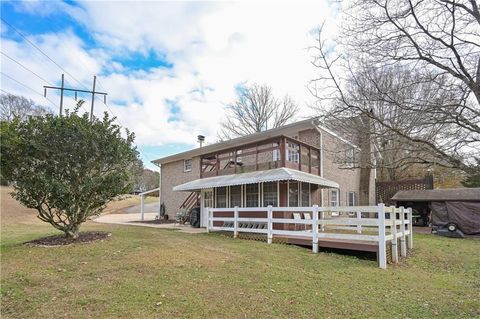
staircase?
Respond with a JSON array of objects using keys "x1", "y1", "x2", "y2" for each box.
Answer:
[{"x1": 180, "y1": 191, "x2": 200, "y2": 211}]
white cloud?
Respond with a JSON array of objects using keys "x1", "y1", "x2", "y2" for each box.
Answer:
[{"x1": 1, "y1": 1, "x2": 338, "y2": 159}]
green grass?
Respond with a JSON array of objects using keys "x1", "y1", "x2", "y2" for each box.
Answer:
[{"x1": 1, "y1": 220, "x2": 480, "y2": 319}]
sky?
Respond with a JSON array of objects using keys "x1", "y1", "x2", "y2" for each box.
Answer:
[{"x1": 1, "y1": 0, "x2": 338, "y2": 170}]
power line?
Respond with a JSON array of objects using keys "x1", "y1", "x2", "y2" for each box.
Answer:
[
  {"x1": 2, "y1": 18, "x2": 155, "y2": 163},
  {"x1": 1, "y1": 71, "x2": 58, "y2": 108},
  {"x1": 0, "y1": 51, "x2": 53, "y2": 85},
  {"x1": 0, "y1": 17, "x2": 89, "y2": 90}
]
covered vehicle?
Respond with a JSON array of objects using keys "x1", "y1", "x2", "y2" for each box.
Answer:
[{"x1": 392, "y1": 188, "x2": 480, "y2": 237}]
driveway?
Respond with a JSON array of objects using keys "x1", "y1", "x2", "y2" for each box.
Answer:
[
  {"x1": 123, "y1": 202, "x2": 159, "y2": 214},
  {"x1": 94, "y1": 203, "x2": 207, "y2": 234}
]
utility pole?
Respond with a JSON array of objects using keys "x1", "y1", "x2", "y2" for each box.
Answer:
[
  {"x1": 44, "y1": 75, "x2": 107, "y2": 119},
  {"x1": 90, "y1": 75, "x2": 96, "y2": 121}
]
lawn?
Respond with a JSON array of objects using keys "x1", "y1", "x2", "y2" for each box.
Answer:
[{"x1": 1, "y1": 187, "x2": 479, "y2": 318}]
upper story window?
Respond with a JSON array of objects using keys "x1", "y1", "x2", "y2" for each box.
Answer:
[
  {"x1": 184, "y1": 159, "x2": 192, "y2": 172},
  {"x1": 273, "y1": 148, "x2": 280, "y2": 162},
  {"x1": 330, "y1": 189, "x2": 339, "y2": 207},
  {"x1": 287, "y1": 142, "x2": 299, "y2": 163},
  {"x1": 345, "y1": 147, "x2": 355, "y2": 168}
]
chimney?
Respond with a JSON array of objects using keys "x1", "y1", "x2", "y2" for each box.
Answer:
[{"x1": 197, "y1": 135, "x2": 205, "y2": 148}]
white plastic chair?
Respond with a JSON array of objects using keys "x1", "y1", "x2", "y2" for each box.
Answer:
[{"x1": 293, "y1": 212, "x2": 302, "y2": 231}]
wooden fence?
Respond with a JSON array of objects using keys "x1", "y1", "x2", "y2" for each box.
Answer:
[{"x1": 207, "y1": 204, "x2": 413, "y2": 269}]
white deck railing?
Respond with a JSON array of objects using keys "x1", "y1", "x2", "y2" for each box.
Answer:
[{"x1": 207, "y1": 204, "x2": 413, "y2": 269}]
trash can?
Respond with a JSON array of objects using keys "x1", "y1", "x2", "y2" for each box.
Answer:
[{"x1": 189, "y1": 207, "x2": 201, "y2": 228}]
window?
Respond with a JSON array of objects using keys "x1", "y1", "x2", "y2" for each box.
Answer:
[
  {"x1": 230, "y1": 185, "x2": 242, "y2": 207},
  {"x1": 273, "y1": 149, "x2": 280, "y2": 162},
  {"x1": 345, "y1": 148, "x2": 355, "y2": 168},
  {"x1": 348, "y1": 191, "x2": 357, "y2": 206},
  {"x1": 330, "y1": 189, "x2": 339, "y2": 207},
  {"x1": 287, "y1": 142, "x2": 299, "y2": 163},
  {"x1": 245, "y1": 184, "x2": 259, "y2": 207},
  {"x1": 288, "y1": 182, "x2": 299, "y2": 207},
  {"x1": 263, "y1": 182, "x2": 278, "y2": 207},
  {"x1": 301, "y1": 183, "x2": 310, "y2": 207},
  {"x1": 184, "y1": 159, "x2": 192, "y2": 172},
  {"x1": 216, "y1": 187, "x2": 227, "y2": 208}
]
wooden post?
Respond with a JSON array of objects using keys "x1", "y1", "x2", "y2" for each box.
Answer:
[
  {"x1": 312, "y1": 205, "x2": 319, "y2": 253},
  {"x1": 308, "y1": 147, "x2": 312, "y2": 174},
  {"x1": 255, "y1": 144, "x2": 259, "y2": 170},
  {"x1": 320, "y1": 209, "x2": 325, "y2": 232},
  {"x1": 400, "y1": 206, "x2": 407, "y2": 257},
  {"x1": 233, "y1": 149, "x2": 237, "y2": 174},
  {"x1": 280, "y1": 138, "x2": 286, "y2": 168},
  {"x1": 298, "y1": 144, "x2": 302, "y2": 171},
  {"x1": 267, "y1": 205, "x2": 273, "y2": 244},
  {"x1": 356, "y1": 211, "x2": 362, "y2": 234},
  {"x1": 378, "y1": 203, "x2": 387, "y2": 269},
  {"x1": 390, "y1": 205, "x2": 398, "y2": 263},
  {"x1": 234, "y1": 206, "x2": 239, "y2": 238},
  {"x1": 207, "y1": 208, "x2": 212, "y2": 233},
  {"x1": 140, "y1": 194, "x2": 144, "y2": 221},
  {"x1": 407, "y1": 207, "x2": 413, "y2": 250}
]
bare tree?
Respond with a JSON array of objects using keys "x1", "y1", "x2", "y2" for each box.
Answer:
[
  {"x1": 0, "y1": 93, "x2": 50, "y2": 122},
  {"x1": 310, "y1": 0, "x2": 480, "y2": 173},
  {"x1": 219, "y1": 83, "x2": 299, "y2": 140}
]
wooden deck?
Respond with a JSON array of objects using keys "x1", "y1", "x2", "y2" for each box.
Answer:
[{"x1": 281, "y1": 234, "x2": 379, "y2": 252}]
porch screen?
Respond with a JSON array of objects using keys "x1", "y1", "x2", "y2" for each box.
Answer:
[
  {"x1": 245, "y1": 184, "x2": 259, "y2": 207},
  {"x1": 263, "y1": 182, "x2": 278, "y2": 207},
  {"x1": 230, "y1": 185, "x2": 242, "y2": 207},
  {"x1": 301, "y1": 183, "x2": 310, "y2": 207},
  {"x1": 216, "y1": 187, "x2": 227, "y2": 208},
  {"x1": 288, "y1": 182, "x2": 299, "y2": 207}
]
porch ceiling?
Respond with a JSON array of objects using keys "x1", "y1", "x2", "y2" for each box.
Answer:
[{"x1": 172, "y1": 167, "x2": 339, "y2": 191}]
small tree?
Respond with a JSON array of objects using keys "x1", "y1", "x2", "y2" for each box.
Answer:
[
  {"x1": 0, "y1": 93, "x2": 50, "y2": 122},
  {"x1": 219, "y1": 83, "x2": 299, "y2": 140},
  {"x1": 0, "y1": 106, "x2": 139, "y2": 238}
]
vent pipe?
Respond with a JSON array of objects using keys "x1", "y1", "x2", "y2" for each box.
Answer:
[{"x1": 197, "y1": 135, "x2": 205, "y2": 148}]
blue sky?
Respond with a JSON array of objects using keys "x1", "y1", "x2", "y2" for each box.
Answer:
[{"x1": 1, "y1": 1, "x2": 335, "y2": 170}]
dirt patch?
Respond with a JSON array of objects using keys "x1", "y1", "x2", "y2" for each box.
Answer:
[
  {"x1": 136, "y1": 219, "x2": 175, "y2": 225},
  {"x1": 26, "y1": 231, "x2": 111, "y2": 247}
]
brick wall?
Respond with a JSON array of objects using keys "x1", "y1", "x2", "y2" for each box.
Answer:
[{"x1": 160, "y1": 156, "x2": 200, "y2": 219}]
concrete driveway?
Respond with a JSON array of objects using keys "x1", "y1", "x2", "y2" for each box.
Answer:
[
  {"x1": 123, "y1": 202, "x2": 159, "y2": 214},
  {"x1": 93, "y1": 203, "x2": 207, "y2": 234}
]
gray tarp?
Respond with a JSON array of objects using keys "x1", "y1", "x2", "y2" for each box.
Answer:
[{"x1": 431, "y1": 201, "x2": 480, "y2": 235}]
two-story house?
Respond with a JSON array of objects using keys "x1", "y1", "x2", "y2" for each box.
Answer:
[{"x1": 153, "y1": 118, "x2": 376, "y2": 227}]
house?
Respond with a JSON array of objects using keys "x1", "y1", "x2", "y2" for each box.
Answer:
[{"x1": 152, "y1": 118, "x2": 376, "y2": 227}]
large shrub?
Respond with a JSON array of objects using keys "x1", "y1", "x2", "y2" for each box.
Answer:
[{"x1": 0, "y1": 110, "x2": 139, "y2": 238}]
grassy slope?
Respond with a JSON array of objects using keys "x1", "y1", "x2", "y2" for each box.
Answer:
[{"x1": 1, "y1": 187, "x2": 479, "y2": 318}]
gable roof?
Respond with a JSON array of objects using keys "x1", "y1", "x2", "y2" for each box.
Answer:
[
  {"x1": 153, "y1": 118, "x2": 317, "y2": 165},
  {"x1": 152, "y1": 117, "x2": 360, "y2": 165},
  {"x1": 392, "y1": 188, "x2": 480, "y2": 202}
]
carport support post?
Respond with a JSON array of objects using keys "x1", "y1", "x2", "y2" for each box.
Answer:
[
  {"x1": 312, "y1": 205, "x2": 319, "y2": 253},
  {"x1": 206, "y1": 208, "x2": 211, "y2": 233},
  {"x1": 233, "y1": 206, "x2": 239, "y2": 238},
  {"x1": 407, "y1": 207, "x2": 413, "y2": 250},
  {"x1": 140, "y1": 194, "x2": 144, "y2": 221},
  {"x1": 267, "y1": 205, "x2": 273, "y2": 244},
  {"x1": 378, "y1": 203, "x2": 387, "y2": 269},
  {"x1": 390, "y1": 205, "x2": 398, "y2": 263},
  {"x1": 400, "y1": 206, "x2": 407, "y2": 257}
]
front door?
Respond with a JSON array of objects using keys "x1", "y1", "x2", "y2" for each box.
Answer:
[{"x1": 200, "y1": 188, "x2": 214, "y2": 227}]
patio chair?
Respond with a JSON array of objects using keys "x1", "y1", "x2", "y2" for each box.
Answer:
[
  {"x1": 303, "y1": 213, "x2": 312, "y2": 231},
  {"x1": 293, "y1": 212, "x2": 302, "y2": 231}
]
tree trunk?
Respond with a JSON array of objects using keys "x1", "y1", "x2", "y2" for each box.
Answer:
[
  {"x1": 359, "y1": 115, "x2": 372, "y2": 205},
  {"x1": 65, "y1": 224, "x2": 80, "y2": 239}
]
